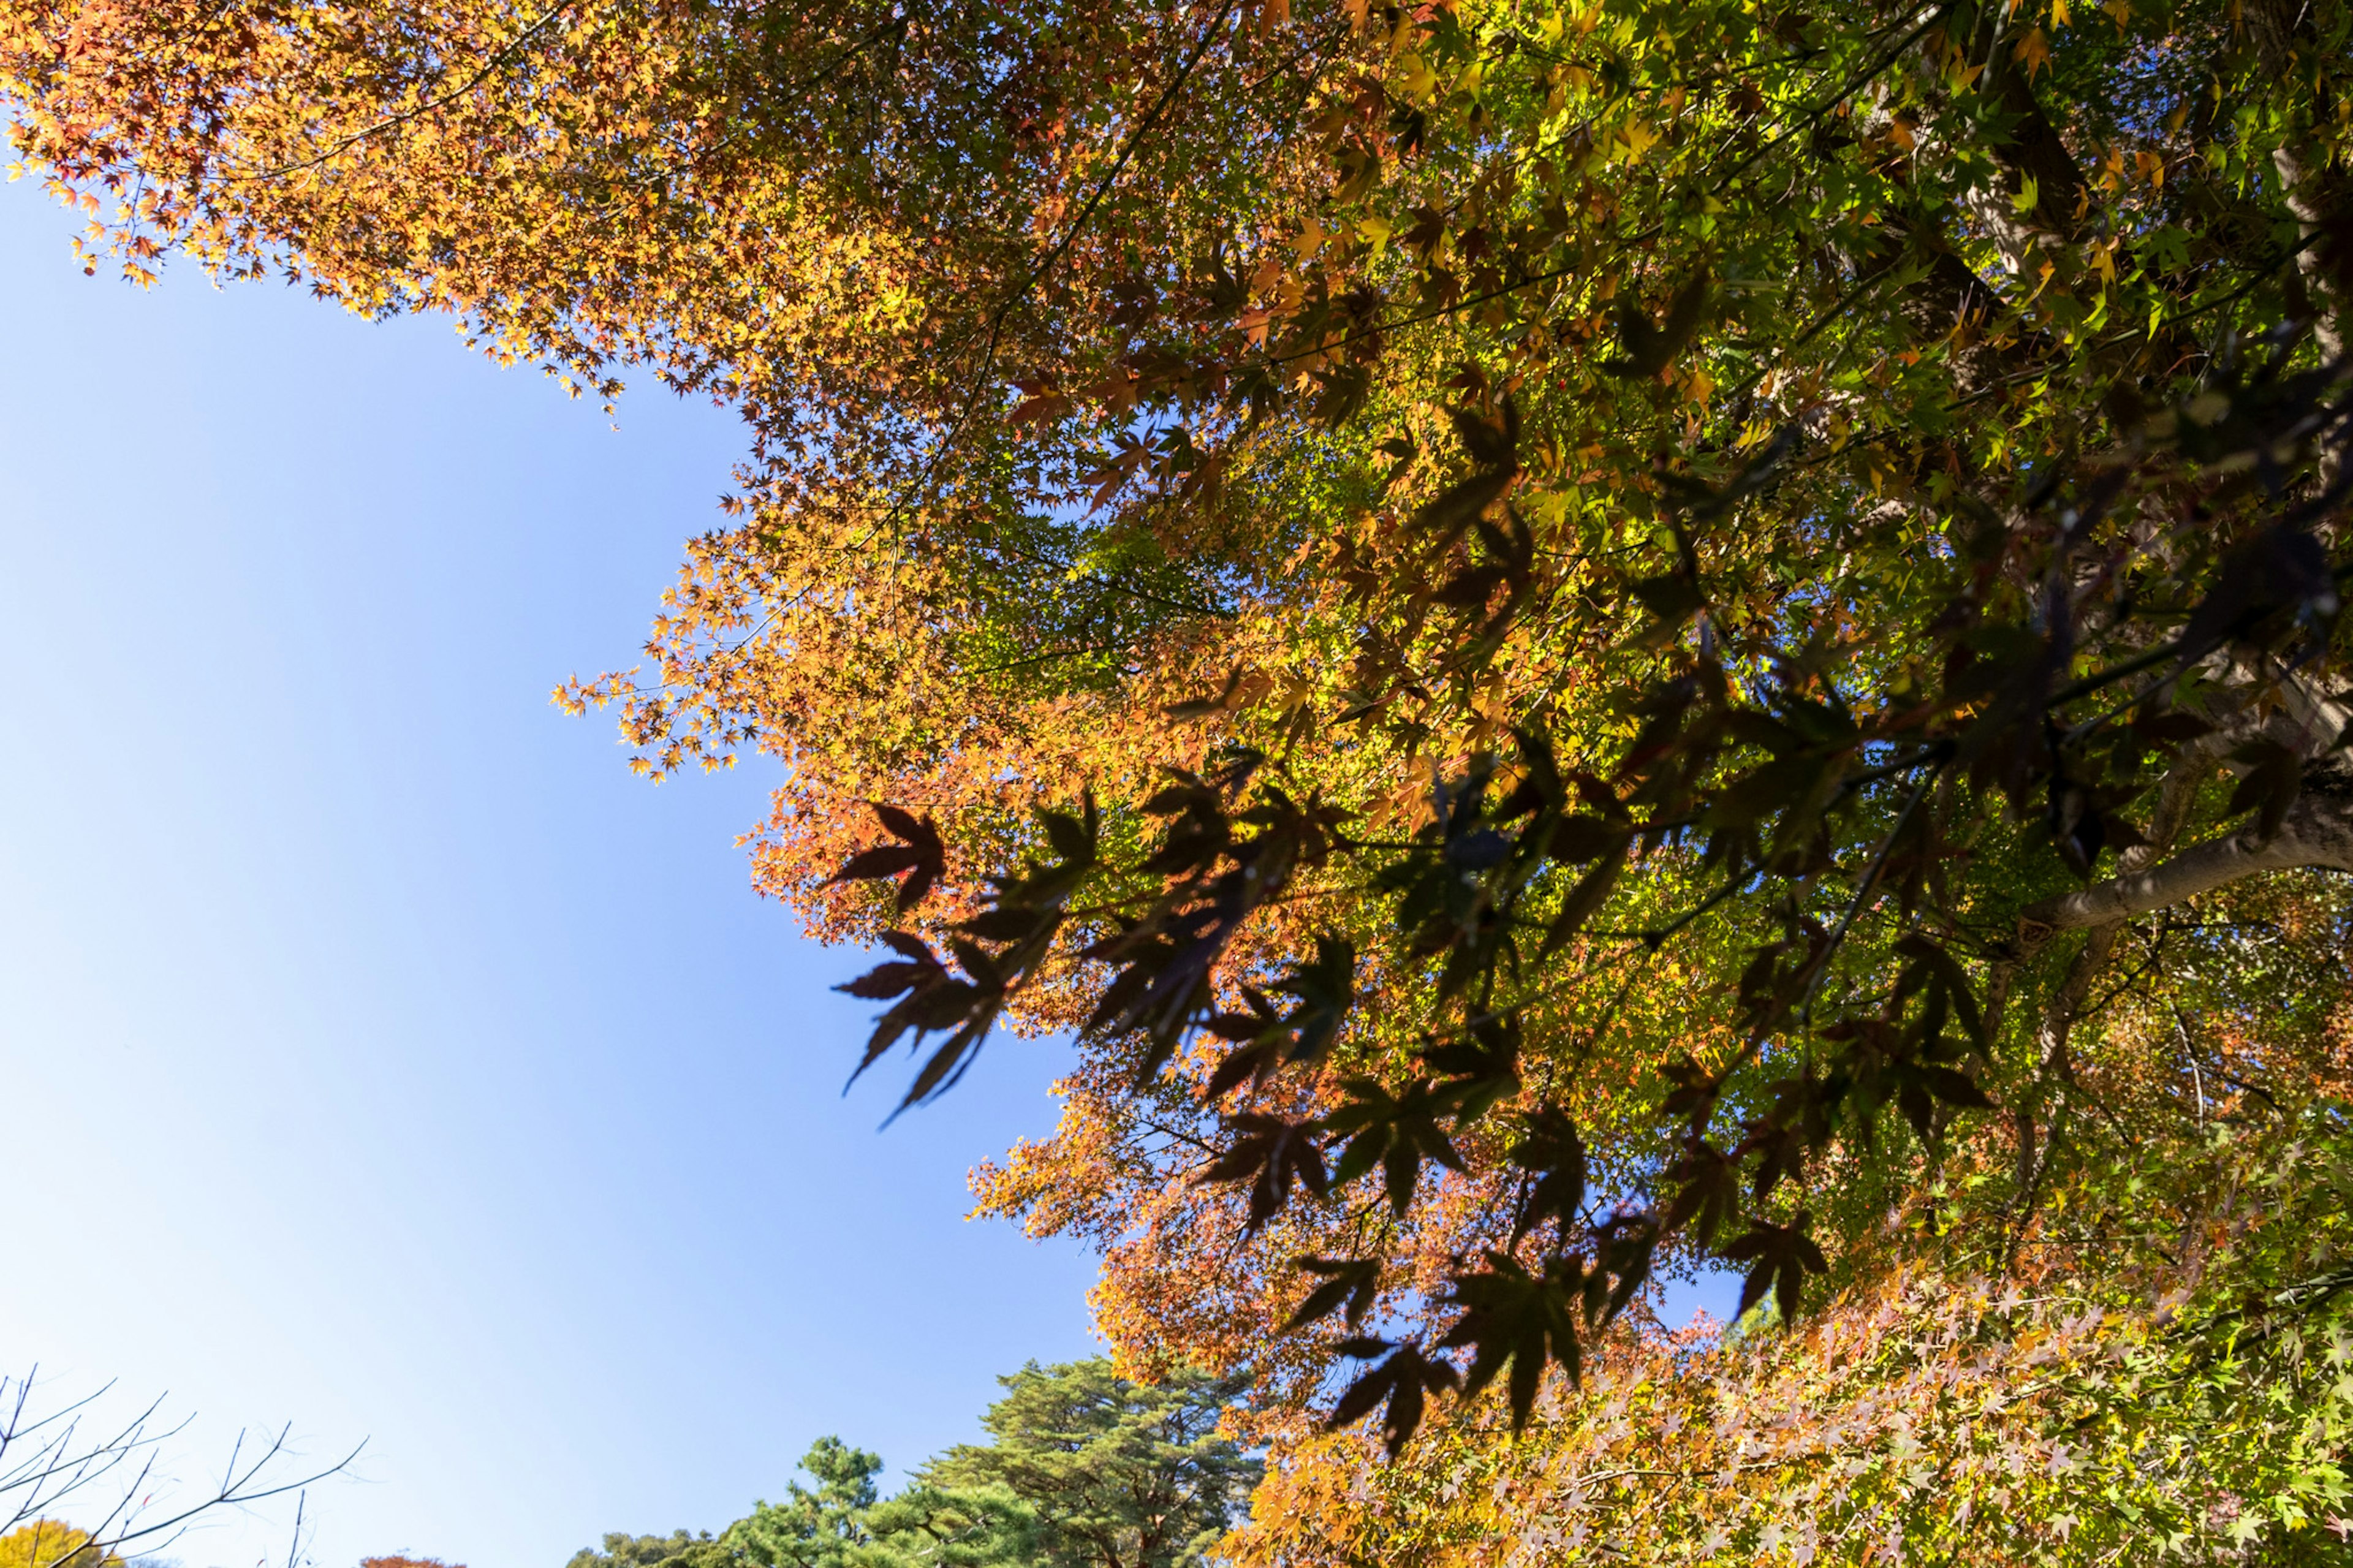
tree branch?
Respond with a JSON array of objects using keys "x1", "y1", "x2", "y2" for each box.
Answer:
[{"x1": 2023, "y1": 779, "x2": 2353, "y2": 931}]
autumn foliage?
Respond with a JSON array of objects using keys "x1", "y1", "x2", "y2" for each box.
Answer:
[
  {"x1": 0, "y1": 1523, "x2": 120, "y2": 1568},
  {"x1": 8, "y1": 0, "x2": 2353, "y2": 1556}
]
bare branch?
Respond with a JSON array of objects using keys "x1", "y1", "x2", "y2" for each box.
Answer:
[{"x1": 0, "y1": 1368, "x2": 358, "y2": 1564}]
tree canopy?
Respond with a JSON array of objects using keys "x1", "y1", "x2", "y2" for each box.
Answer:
[
  {"x1": 564, "y1": 1360, "x2": 1253, "y2": 1568},
  {"x1": 720, "y1": 1435, "x2": 1034, "y2": 1568},
  {"x1": 567, "y1": 1532, "x2": 738, "y2": 1568},
  {"x1": 922, "y1": 1360, "x2": 1260, "y2": 1568},
  {"x1": 567, "y1": 1437, "x2": 1031, "y2": 1568},
  {"x1": 0, "y1": 1523, "x2": 120, "y2": 1568},
  {"x1": 9, "y1": 0, "x2": 2352, "y2": 1555}
]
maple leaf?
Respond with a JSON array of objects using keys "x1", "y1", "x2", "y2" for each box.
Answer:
[
  {"x1": 1327, "y1": 1341, "x2": 1458, "y2": 1457},
  {"x1": 1661, "y1": 1137, "x2": 1743, "y2": 1246},
  {"x1": 2012, "y1": 26, "x2": 2052, "y2": 78},
  {"x1": 1286, "y1": 1257, "x2": 1381, "y2": 1330},
  {"x1": 828, "y1": 803, "x2": 946, "y2": 913},
  {"x1": 1722, "y1": 1213, "x2": 1830, "y2": 1322},
  {"x1": 2227, "y1": 738, "x2": 2305, "y2": 839},
  {"x1": 1325, "y1": 1077, "x2": 1465, "y2": 1216},
  {"x1": 1607, "y1": 275, "x2": 1710, "y2": 377},
  {"x1": 1507, "y1": 1107, "x2": 1587, "y2": 1245},
  {"x1": 1439, "y1": 1253, "x2": 1585, "y2": 1430},
  {"x1": 1195, "y1": 1113, "x2": 1330, "y2": 1235}
]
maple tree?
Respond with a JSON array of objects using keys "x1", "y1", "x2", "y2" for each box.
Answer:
[
  {"x1": 8, "y1": 0, "x2": 2352, "y2": 1551},
  {"x1": 1224, "y1": 1012, "x2": 2353, "y2": 1564}
]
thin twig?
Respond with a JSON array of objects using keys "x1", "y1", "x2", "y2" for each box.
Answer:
[{"x1": 232, "y1": 4, "x2": 580, "y2": 183}]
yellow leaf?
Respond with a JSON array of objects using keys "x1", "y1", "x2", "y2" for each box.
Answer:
[
  {"x1": 1395, "y1": 51, "x2": 1438, "y2": 104},
  {"x1": 2013, "y1": 26, "x2": 2052, "y2": 78}
]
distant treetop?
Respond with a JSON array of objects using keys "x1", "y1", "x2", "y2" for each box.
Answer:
[{"x1": 563, "y1": 1358, "x2": 1252, "y2": 1568}]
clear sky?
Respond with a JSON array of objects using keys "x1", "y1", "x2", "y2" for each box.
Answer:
[{"x1": 0, "y1": 183, "x2": 1099, "y2": 1568}]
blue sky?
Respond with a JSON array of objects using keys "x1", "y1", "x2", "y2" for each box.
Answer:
[{"x1": 0, "y1": 182, "x2": 1098, "y2": 1568}]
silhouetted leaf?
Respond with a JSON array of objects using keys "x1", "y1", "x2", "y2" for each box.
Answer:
[
  {"x1": 1439, "y1": 1254, "x2": 1584, "y2": 1430},
  {"x1": 1607, "y1": 275, "x2": 1710, "y2": 377},
  {"x1": 2227, "y1": 738, "x2": 2304, "y2": 838},
  {"x1": 1508, "y1": 1107, "x2": 1588, "y2": 1245},
  {"x1": 1197, "y1": 1113, "x2": 1330, "y2": 1235},
  {"x1": 1327, "y1": 1342, "x2": 1458, "y2": 1457},
  {"x1": 1722, "y1": 1213, "x2": 1830, "y2": 1321},
  {"x1": 1287, "y1": 1257, "x2": 1381, "y2": 1330},
  {"x1": 830, "y1": 804, "x2": 947, "y2": 912}
]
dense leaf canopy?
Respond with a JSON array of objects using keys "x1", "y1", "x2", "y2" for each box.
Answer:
[{"x1": 9, "y1": 0, "x2": 2352, "y2": 1555}]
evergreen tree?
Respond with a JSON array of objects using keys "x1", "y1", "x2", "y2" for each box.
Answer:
[
  {"x1": 564, "y1": 1362, "x2": 1248, "y2": 1568},
  {"x1": 564, "y1": 1532, "x2": 730, "y2": 1568},
  {"x1": 923, "y1": 1362, "x2": 1260, "y2": 1568},
  {"x1": 724, "y1": 1436, "x2": 1034, "y2": 1568}
]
